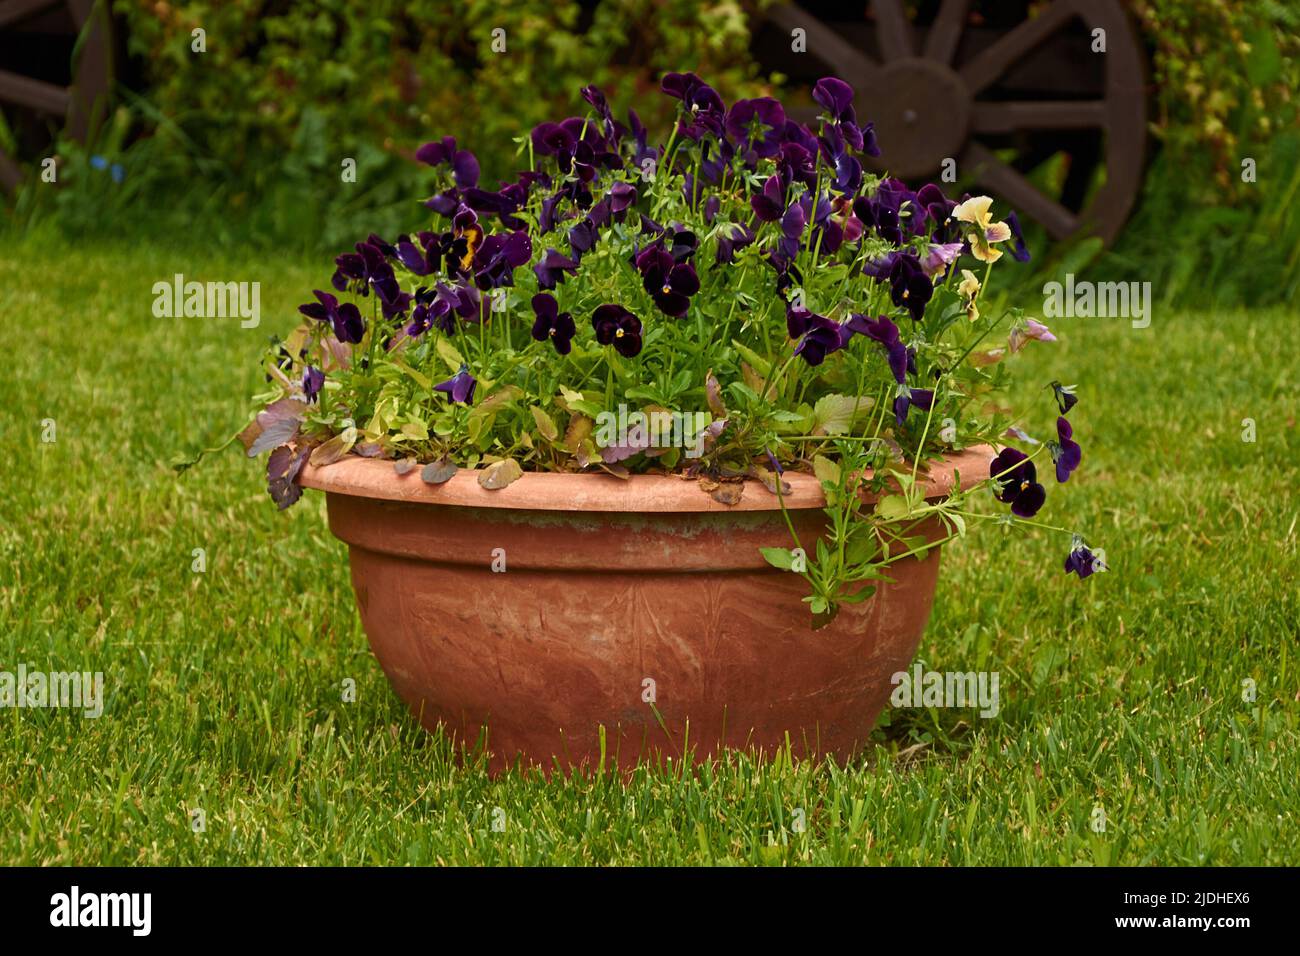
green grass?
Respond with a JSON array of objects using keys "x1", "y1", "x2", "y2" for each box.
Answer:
[{"x1": 1, "y1": 234, "x2": 1297, "y2": 866}]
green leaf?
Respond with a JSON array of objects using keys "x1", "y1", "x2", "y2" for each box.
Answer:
[
  {"x1": 812, "y1": 455, "x2": 841, "y2": 487},
  {"x1": 731, "y1": 340, "x2": 772, "y2": 377},
  {"x1": 875, "y1": 494, "x2": 911, "y2": 521},
  {"x1": 812, "y1": 394, "x2": 874, "y2": 436},
  {"x1": 435, "y1": 337, "x2": 465, "y2": 372}
]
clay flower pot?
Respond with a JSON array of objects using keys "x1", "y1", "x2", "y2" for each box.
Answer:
[{"x1": 298, "y1": 445, "x2": 990, "y2": 772}]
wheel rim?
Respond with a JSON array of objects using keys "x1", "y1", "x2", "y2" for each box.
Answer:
[{"x1": 762, "y1": 0, "x2": 1149, "y2": 245}]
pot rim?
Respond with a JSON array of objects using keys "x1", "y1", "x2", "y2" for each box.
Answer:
[{"x1": 297, "y1": 444, "x2": 995, "y2": 514}]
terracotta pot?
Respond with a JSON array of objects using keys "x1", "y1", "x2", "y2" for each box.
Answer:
[{"x1": 298, "y1": 445, "x2": 991, "y2": 773}]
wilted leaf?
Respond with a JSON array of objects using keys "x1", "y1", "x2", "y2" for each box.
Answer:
[
  {"x1": 420, "y1": 457, "x2": 458, "y2": 484},
  {"x1": 752, "y1": 464, "x2": 791, "y2": 496},
  {"x1": 248, "y1": 417, "x2": 300, "y2": 457},
  {"x1": 563, "y1": 413, "x2": 593, "y2": 452},
  {"x1": 595, "y1": 462, "x2": 631, "y2": 480},
  {"x1": 267, "y1": 444, "x2": 311, "y2": 510},
  {"x1": 479, "y1": 457, "x2": 524, "y2": 490},
  {"x1": 530, "y1": 406, "x2": 559, "y2": 441},
  {"x1": 709, "y1": 482, "x2": 744, "y2": 505},
  {"x1": 394, "y1": 459, "x2": 419, "y2": 476},
  {"x1": 705, "y1": 370, "x2": 727, "y2": 418},
  {"x1": 309, "y1": 426, "x2": 357, "y2": 467}
]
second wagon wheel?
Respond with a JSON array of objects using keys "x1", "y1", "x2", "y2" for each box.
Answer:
[
  {"x1": 0, "y1": 0, "x2": 113, "y2": 193},
  {"x1": 760, "y1": 0, "x2": 1148, "y2": 246}
]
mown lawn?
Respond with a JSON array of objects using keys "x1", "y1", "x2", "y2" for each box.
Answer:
[{"x1": 0, "y1": 235, "x2": 1296, "y2": 865}]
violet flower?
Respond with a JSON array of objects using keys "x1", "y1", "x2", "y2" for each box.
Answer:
[
  {"x1": 990, "y1": 447, "x2": 1046, "y2": 518},
  {"x1": 1052, "y1": 416, "x2": 1082, "y2": 483},
  {"x1": 531, "y1": 293, "x2": 576, "y2": 355},
  {"x1": 298, "y1": 290, "x2": 364, "y2": 344},
  {"x1": 592, "y1": 304, "x2": 643, "y2": 357},
  {"x1": 434, "y1": 364, "x2": 476, "y2": 404}
]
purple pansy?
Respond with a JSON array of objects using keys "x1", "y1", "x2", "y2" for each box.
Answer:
[
  {"x1": 990, "y1": 447, "x2": 1046, "y2": 518},
  {"x1": 635, "y1": 243, "x2": 700, "y2": 318},
  {"x1": 660, "y1": 72, "x2": 725, "y2": 140},
  {"x1": 434, "y1": 365, "x2": 476, "y2": 404},
  {"x1": 592, "y1": 304, "x2": 643, "y2": 357},
  {"x1": 1052, "y1": 416, "x2": 1082, "y2": 483},
  {"x1": 301, "y1": 367, "x2": 324, "y2": 403},
  {"x1": 298, "y1": 290, "x2": 365, "y2": 344},
  {"x1": 531, "y1": 293, "x2": 576, "y2": 355},
  {"x1": 533, "y1": 248, "x2": 580, "y2": 290},
  {"x1": 1064, "y1": 544, "x2": 1105, "y2": 579},
  {"x1": 415, "y1": 136, "x2": 480, "y2": 189},
  {"x1": 893, "y1": 387, "x2": 935, "y2": 427}
]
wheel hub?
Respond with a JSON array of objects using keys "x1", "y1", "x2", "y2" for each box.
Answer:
[{"x1": 867, "y1": 58, "x2": 971, "y2": 180}]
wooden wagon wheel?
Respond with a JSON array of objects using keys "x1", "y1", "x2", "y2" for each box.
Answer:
[
  {"x1": 0, "y1": 0, "x2": 113, "y2": 192},
  {"x1": 761, "y1": 0, "x2": 1148, "y2": 245}
]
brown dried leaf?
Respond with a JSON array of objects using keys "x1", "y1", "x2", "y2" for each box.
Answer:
[{"x1": 478, "y1": 457, "x2": 523, "y2": 490}]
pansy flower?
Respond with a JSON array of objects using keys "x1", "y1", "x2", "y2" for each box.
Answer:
[
  {"x1": 1049, "y1": 380, "x2": 1079, "y2": 415},
  {"x1": 952, "y1": 195, "x2": 1012, "y2": 263},
  {"x1": 472, "y1": 231, "x2": 532, "y2": 290},
  {"x1": 921, "y1": 242, "x2": 964, "y2": 279},
  {"x1": 990, "y1": 447, "x2": 1046, "y2": 517},
  {"x1": 533, "y1": 248, "x2": 580, "y2": 290},
  {"x1": 810, "y1": 77, "x2": 878, "y2": 155},
  {"x1": 848, "y1": 314, "x2": 911, "y2": 384},
  {"x1": 301, "y1": 367, "x2": 325, "y2": 403},
  {"x1": 716, "y1": 223, "x2": 756, "y2": 265},
  {"x1": 433, "y1": 364, "x2": 476, "y2": 405},
  {"x1": 635, "y1": 243, "x2": 699, "y2": 318},
  {"x1": 751, "y1": 175, "x2": 786, "y2": 222},
  {"x1": 725, "y1": 97, "x2": 786, "y2": 160},
  {"x1": 415, "y1": 136, "x2": 480, "y2": 189},
  {"x1": 1051, "y1": 416, "x2": 1082, "y2": 483},
  {"x1": 531, "y1": 293, "x2": 576, "y2": 355},
  {"x1": 893, "y1": 387, "x2": 935, "y2": 427},
  {"x1": 793, "y1": 313, "x2": 852, "y2": 366},
  {"x1": 888, "y1": 253, "x2": 933, "y2": 322},
  {"x1": 660, "y1": 72, "x2": 725, "y2": 140},
  {"x1": 592, "y1": 304, "x2": 643, "y2": 357},
  {"x1": 1006, "y1": 211, "x2": 1031, "y2": 262},
  {"x1": 298, "y1": 290, "x2": 365, "y2": 344},
  {"x1": 1064, "y1": 542, "x2": 1105, "y2": 579}
]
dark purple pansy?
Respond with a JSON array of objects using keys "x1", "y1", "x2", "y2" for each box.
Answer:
[
  {"x1": 889, "y1": 253, "x2": 934, "y2": 321},
  {"x1": 415, "y1": 136, "x2": 480, "y2": 189},
  {"x1": 1050, "y1": 380, "x2": 1079, "y2": 415},
  {"x1": 609, "y1": 181, "x2": 637, "y2": 215},
  {"x1": 301, "y1": 367, "x2": 325, "y2": 403},
  {"x1": 531, "y1": 293, "x2": 576, "y2": 355},
  {"x1": 810, "y1": 77, "x2": 877, "y2": 156},
  {"x1": 660, "y1": 72, "x2": 725, "y2": 140},
  {"x1": 298, "y1": 290, "x2": 365, "y2": 344},
  {"x1": 1064, "y1": 544, "x2": 1104, "y2": 579},
  {"x1": 848, "y1": 313, "x2": 910, "y2": 384},
  {"x1": 533, "y1": 248, "x2": 579, "y2": 290},
  {"x1": 473, "y1": 231, "x2": 532, "y2": 289},
  {"x1": 635, "y1": 244, "x2": 700, "y2": 318},
  {"x1": 751, "y1": 175, "x2": 785, "y2": 222},
  {"x1": 592, "y1": 304, "x2": 643, "y2": 357},
  {"x1": 434, "y1": 364, "x2": 476, "y2": 404},
  {"x1": 778, "y1": 200, "x2": 808, "y2": 262},
  {"x1": 793, "y1": 313, "x2": 852, "y2": 366},
  {"x1": 1005, "y1": 210, "x2": 1031, "y2": 262},
  {"x1": 990, "y1": 447, "x2": 1046, "y2": 518},
  {"x1": 725, "y1": 97, "x2": 786, "y2": 159},
  {"x1": 893, "y1": 387, "x2": 935, "y2": 427},
  {"x1": 1053, "y1": 416, "x2": 1082, "y2": 483}
]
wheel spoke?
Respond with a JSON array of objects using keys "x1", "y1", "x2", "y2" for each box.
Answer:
[
  {"x1": 973, "y1": 100, "x2": 1107, "y2": 133},
  {"x1": 959, "y1": 1, "x2": 1078, "y2": 95},
  {"x1": 765, "y1": 3, "x2": 882, "y2": 86},
  {"x1": 0, "y1": 0, "x2": 58, "y2": 30},
  {"x1": 962, "y1": 142, "x2": 1080, "y2": 239},
  {"x1": 870, "y1": 0, "x2": 914, "y2": 61},
  {"x1": 923, "y1": 0, "x2": 970, "y2": 66},
  {"x1": 0, "y1": 69, "x2": 71, "y2": 115}
]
